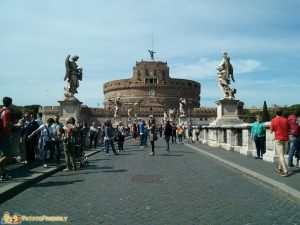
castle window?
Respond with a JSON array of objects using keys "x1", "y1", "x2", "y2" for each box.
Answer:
[
  {"x1": 154, "y1": 78, "x2": 158, "y2": 84},
  {"x1": 150, "y1": 79, "x2": 153, "y2": 84},
  {"x1": 145, "y1": 79, "x2": 148, "y2": 84},
  {"x1": 188, "y1": 83, "x2": 192, "y2": 86}
]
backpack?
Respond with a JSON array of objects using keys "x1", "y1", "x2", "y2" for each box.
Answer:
[
  {"x1": 178, "y1": 127, "x2": 184, "y2": 135},
  {"x1": 0, "y1": 108, "x2": 8, "y2": 132},
  {"x1": 65, "y1": 124, "x2": 77, "y2": 144}
]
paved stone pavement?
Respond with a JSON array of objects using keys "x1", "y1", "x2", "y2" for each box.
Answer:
[{"x1": 0, "y1": 138, "x2": 299, "y2": 225}]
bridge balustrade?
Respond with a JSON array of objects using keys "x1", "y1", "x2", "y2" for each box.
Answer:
[{"x1": 199, "y1": 122, "x2": 283, "y2": 163}]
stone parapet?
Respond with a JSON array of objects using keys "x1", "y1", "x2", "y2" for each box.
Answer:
[{"x1": 201, "y1": 121, "x2": 291, "y2": 165}]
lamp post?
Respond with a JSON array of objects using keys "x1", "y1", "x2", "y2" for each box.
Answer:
[
  {"x1": 107, "y1": 98, "x2": 112, "y2": 118},
  {"x1": 189, "y1": 99, "x2": 193, "y2": 125}
]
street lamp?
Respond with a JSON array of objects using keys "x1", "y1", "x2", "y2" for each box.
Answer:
[
  {"x1": 107, "y1": 98, "x2": 112, "y2": 118},
  {"x1": 189, "y1": 99, "x2": 193, "y2": 124}
]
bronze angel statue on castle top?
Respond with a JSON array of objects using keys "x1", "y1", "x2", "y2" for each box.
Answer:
[{"x1": 64, "y1": 55, "x2": 83, "y2": 101}]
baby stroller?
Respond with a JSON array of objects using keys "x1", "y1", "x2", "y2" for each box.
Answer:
[{"x1": 74, "y1": 144, "x2": 89, "y2": 169}]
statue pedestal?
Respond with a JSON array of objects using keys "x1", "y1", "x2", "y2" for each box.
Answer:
[
  {"x1": 210, "y1": 99, "x2": 244, "y2": 126},
  {"x1": 113, "y1": 116, "x2": 122, "y2": 128},
  {"x1": 179, "y1": 116, "x2": 188, "y2": 126},
  {"x1": 58, "y1": 100, "x2": 82, "y2": 123}
]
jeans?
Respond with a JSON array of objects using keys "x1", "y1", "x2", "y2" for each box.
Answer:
[
  {"x1": 40, "y1": 145, "x2": 49, "y2": 165},
  {"x1": 178, "y1": 135, "x2": 183, "y2": 144},
  {"x1": 49, "y1": 140, "x2": 61, "y2": 162},
  {"x1": 165, "y1": 136, "x2": 170, "y2": 151},
  {"x1": 105, "y1": 139, "x2": 116, "y2": 154},
  {"x1": 254, "y1": 136, "x2": 265, "y2": 157},
  {"x1": 118, "y1": 135, "x2": 125, "y2": 150},
  {"x1": 140, "y1": 134, "x2": 146, "y2": 146},
  {"x1": 288, "y1": 135, "x2": 299, "y2": 166}
]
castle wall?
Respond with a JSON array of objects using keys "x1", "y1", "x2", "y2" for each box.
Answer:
[{"x1": 103, "y1": 60, "x2": 200, "y2": 110}]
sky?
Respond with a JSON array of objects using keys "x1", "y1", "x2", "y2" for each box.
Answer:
[{"x1": 1, "y1": 0, "x2": 300, "y2": 109}]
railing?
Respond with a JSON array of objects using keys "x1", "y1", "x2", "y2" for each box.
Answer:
[{"x1": 198, "y1": 122, "x2": 291, "y2": 164}]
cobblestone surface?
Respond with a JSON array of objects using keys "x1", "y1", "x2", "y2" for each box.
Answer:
[{"x1": 0, "y1": 139, "x2": 299, "y2": 225}]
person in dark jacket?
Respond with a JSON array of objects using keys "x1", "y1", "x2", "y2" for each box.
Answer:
[
  {"x1": 21, "y1": 113, "x2": 39, "y2": 166},
  {"x1": 164, "y1": 121, "x2": 173, "y2": 152}
]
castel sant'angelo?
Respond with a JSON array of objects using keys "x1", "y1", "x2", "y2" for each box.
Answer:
[
  {"x1": 41, "y1": 52, "x2": 216, "y2": 125},
  {"x1": 103, "y1": 57, "x2": 200, "y2": 114}
]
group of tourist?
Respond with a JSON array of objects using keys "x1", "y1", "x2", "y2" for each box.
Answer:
[
  {"x1": 129, "y1": 119, "x2": 202, "y2": 156},
  {"x1": 251, "y1": 109, "x2": 300, "y2": 177},
  {"x1": 1, "y1": 95, "x2": 299, "y2": 179}
]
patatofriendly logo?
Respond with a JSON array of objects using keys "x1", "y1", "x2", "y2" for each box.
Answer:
[{"x1": 1, "y1": 212, "x2": 68, "y2": 224}]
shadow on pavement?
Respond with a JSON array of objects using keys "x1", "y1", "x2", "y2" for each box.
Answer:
[
  {"x1": 102, "y1": 169, "x2": 127, "y2": 173},
  {"x1": 33, "y1": 179, "x2": 84, "y2": 187}
]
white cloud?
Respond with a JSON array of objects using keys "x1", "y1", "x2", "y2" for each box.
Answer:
[
  {"x1": 170, "y1": 58, "x2": 263, "y2": 81},
  {"x1": 233, "y1": 59, "x2": 263, "y2": 74}
]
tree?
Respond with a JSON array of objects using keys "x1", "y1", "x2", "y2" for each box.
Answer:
[{"x1": 262, "y1": 101, "x2": 270, "y2": 122}]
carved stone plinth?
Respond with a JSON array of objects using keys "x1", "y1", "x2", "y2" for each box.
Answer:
[
  {"x1": 113, "y1": 116, "x2": 122, "y2": 128},
  {"x1": 210, "y1": 99, "x2": 244, "y2": 126},
  {"x1": 58, "y1": 100, "x2": 82, "y2": 123},
  {"x1": 179, "y1": 116, "x2": 188, "y2": 126}
]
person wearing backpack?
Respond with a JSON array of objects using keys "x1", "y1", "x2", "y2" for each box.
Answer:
[
  {"x1": 0, "y1": 97, "x2": 13, "y2": 180},
  {"x1": 62, "y1": 117, "x2": 77, "y2": 171},
  {"x1": 177, "y1": 125, "x2": 184, "y2": 144}
]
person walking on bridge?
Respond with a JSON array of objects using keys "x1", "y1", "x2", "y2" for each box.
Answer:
[
  {"x1": 164, "y1": 121, "x2": 172, "y2": 152},
  {"x1": 270, "y1": 108, "x2": 290, "y2": 177},
  {"x1": 148, "y1": 119, "x2": 157, "y2": 156},
  {"x1": 103, "y1": 119, "x2": 119, "y2": 156}
]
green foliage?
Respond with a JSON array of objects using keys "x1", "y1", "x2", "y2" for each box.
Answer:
[
  {"x1": 6, "y1": 104, "x2": 41, "y2": 122},
  {"x1": 243, "y1": 103, "x2": 300, "y2": 122},
  {"x1": 262, "y1": 101, "x2": 270, "y2": 122},
  {"x1": 21, "y1": 105, "x2": 41, "y2": 118}
]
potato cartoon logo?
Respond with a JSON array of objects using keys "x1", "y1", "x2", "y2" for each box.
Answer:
[
  {"x1": 1, "y1": 212, "x2": 12, "y2": 224},
  {"x1": 12, "y1": 213, "x2": 22, "y2": 224}
]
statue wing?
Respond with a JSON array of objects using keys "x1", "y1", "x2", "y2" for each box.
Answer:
[
  {"x1": 64, "y1": 55, "x2": 71, "y2": 81},
  {"x1": 228, "y1": 63, "x2": 235, "y2": 82}
]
